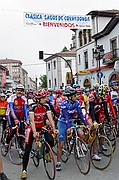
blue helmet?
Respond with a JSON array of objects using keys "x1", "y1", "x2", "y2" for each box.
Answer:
[
  {"x1": 109, "y1": 81, "x2": 117, "y2": 87},
  {"x1": 72, "y1": 84, "x2": 80, "y2": 89}
]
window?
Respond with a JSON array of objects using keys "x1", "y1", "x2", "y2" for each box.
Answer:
[
  {"x1": 78, "y1": 54, "x2": 81, "y2": 64},
  {"x1": 110, "y1": 38, "x2": 117, "y2": 58},
  {"x1": 53, "y1": 61, "x2": 56, "y2": 69},
  {"x1": 88, "y1": 29, "x2": 91, "y2": 42},
  {"x1": 54, "y1": 78, "x2": 57, "y2": 86},
  {"x1": 49, "y1": 80, "x2": 51, "y2": 88},
  {"x1": 48, "y1": 63, "x2": 50, "y2": 71},
  {"x1": 65, "y1": 60, "x2": 71, "y2": 68},
  {"x1": 79, "y1": 31, "x2": 82, "y2": 47},
  {"x1": 83, "y1": 30, "x2": 87, "y2": 45},
  {"x1": 84, "y1": 51, "x2": 88, "y2": 69}
]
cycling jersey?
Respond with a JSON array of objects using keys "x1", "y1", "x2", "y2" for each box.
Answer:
[
  {"x1": 29, "y1": 103, "x2": 51, "y2": 128},
  {"x1": 7, "y1": 94, "x2": 29, "y2": 125},
  {"x1": 53, "y1": 95, "x2": 66, "y2": 113},
  {"x1": 58, "y1": 99, "x2": 87, "y2": 127},
  {"x1": 89, "y1": 92, "x2": 116, "y2": 122},
  {"x1": 0, "y1": 101, "x2": 8, "y2": 116}
]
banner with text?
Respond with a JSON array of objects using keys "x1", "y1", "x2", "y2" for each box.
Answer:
[{"x1": 23, "y1": 12, "x2": 92, "y2": 29}]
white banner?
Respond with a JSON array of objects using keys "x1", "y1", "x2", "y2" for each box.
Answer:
[{"x1": 23, "y1": 12, "x2": 92, "y2": 29}]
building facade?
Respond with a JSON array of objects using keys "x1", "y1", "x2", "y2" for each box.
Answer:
[
  {"x1": 44, "y1": 51, "x2": 76, "y2": 89},
  {"x1": 72, "y1": 10, "x2": 119, "y2": 87},
  {"x1": 0, "y1": 59, "x2": 28, "y2": 91}
]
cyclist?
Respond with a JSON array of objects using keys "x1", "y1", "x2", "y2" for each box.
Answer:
[
  {"x1": 0, "y1": 93, "x2": 8, "y2": 131},
  {"x1": 89, "y1": 84, "x2": 116, "y2": 125},
  {"x1": 109, "y1": 81, "x2": 119, "y2": 114},
  {"x1": 52, "y1": 89, "x2": 66, "y2": 118},
  {"x1": 56, "y1": 88, "x2": 88, "y2": 171},
  {"x1": 26, "y1": 90, "x2": 34, "y2": 106},
  {"x1": 0, "y1": 157, "x2": 10, "y2": 180},
  {"x1": 6, "y1": 84, "x2": 29, "y2": 144},
  {"x1": 20, "y1": 89, "x2": 58, "y2": 179}
]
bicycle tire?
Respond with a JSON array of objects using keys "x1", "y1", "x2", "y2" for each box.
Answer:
[
  {"x1": 32, "y1": 150, "x2": 40, "y2": 167},
  {"x1": 74, "y1": 137, "x2": 90, "y2": 175},
  {"x1": 60, "y1": 141, "x2": 70, "y2": 163},
  {"x1": 104, "y1": 126, "x2": 116, "y2": 153},
  {"x1": 90, "y1": 135, "x2": 113, "y2": 170},
  {"x1": 52, "y1": 138, "x2": 58, "y2": 156},
  {"x1": 8, "y1": 134, "x2": 25, "y2": 165},
  {"x1": 31, "y1": 141, "x2": 40, "y2": 167},
  {"x1": 43, "y1": 141, "x2": 56, "y2": 180},
  {"x1": 1, "y1": 128, "x2": 9, "y2": 157}
]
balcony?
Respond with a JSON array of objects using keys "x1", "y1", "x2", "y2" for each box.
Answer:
[{"x1": 103, "y1": 48, "x2": 119, "y2": 65}]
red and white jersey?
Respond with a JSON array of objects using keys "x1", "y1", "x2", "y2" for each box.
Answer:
[{"x1": 52, "y1": 95, "x2": 66, "y2": 113}]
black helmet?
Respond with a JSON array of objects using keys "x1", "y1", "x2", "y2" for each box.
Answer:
[{"x1": 63, "y1": 88, "x2": 77, "y2": 96}]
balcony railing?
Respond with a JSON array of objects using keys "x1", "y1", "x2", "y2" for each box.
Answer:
[{"x1": 103, "y1": 48, "x2": 119, "y2": 65}]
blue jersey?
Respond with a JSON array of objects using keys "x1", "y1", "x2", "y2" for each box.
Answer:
[{"x1": 58, "y1": 99, "x2": 87, "y2": 126}]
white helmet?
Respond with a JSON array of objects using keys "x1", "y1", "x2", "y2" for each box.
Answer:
[
  {"x1": 16, "y1": 84, "x2": 24, "y2": 90},
  {"x1": 0, "y1": 93, "x2": 6, "y2": 97}
]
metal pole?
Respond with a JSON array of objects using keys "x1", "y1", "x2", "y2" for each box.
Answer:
[
  {"x1": 44, "y1": 53, "x2": 74, "y2": 86},
  {"x1": 98, "y1": 52, "x2": 101, "y2": 85}
]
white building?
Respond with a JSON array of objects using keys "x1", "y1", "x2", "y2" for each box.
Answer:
[
  {"x1": 72, "y1": 10, "x2": 119, "y2": 87},
  {"x1": 44, "y1": 51, "x2": 76, "y2": 89}
]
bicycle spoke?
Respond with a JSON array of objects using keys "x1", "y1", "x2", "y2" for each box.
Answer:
[
  {"x1": 90, "y1": 135, "x2": 113, "y2": 170},
  {"x1": 74, "y1": 137, "x2": 90, "y2": 175},
  {"x1": 43, "y1": 141, "x2": 56, "y2": 180}
]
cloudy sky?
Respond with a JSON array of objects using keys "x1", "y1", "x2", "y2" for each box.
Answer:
[{"x1": 0, "y1": 0, "x2": 119, "y2": 80}]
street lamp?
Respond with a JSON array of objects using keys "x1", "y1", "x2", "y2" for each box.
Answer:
[
  {"x1": 93, "y1": 45, "x2": 105, "y2": 85},
  {"x1": 39, "y1": 51, "x2": 75, "y2": 87}
]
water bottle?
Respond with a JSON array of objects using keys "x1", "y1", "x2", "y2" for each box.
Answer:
[{"x1": 70, "y1": 138, "x2": 74, "y2": 145}]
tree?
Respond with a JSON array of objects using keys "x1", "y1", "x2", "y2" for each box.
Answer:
[
  {"x1": 61, "y1": 46, "x2": 69, "y2": 52},
  {"x1": 39, "y1": 75, "x2": 47, "y2": 89}
]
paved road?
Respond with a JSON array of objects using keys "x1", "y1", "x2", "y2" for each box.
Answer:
[{"x1": 2, "y1": 138, "x2": 119, "y2": 180}]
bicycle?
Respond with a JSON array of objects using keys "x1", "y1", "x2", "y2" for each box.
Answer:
[
  {"x1": 81, "y1": 122, "x2": 113, "y2": 170},
  {"x1": 96, "y1": 108, "x2": 117, "y2": 153},
  {"x1": 56, "y1": 125, "x2": 90, "y2": 175},
  {"x1": 30, "y1": 127, "x2": 56, "y2": 180}
]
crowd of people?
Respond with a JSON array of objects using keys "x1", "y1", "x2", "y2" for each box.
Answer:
[{"x1": 0, "y1": 81, "x2": 118, "y2": 179}]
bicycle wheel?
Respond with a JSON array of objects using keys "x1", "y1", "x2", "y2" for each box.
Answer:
[
  {"x1": 90, "y1": 135, "x2": 113, "y2": 170},
  {"x1": 104, "y1": 126, "x2": 116, "y2": 153},
  {"x1": 32, "y1": 150, "x2": 40, "y2": 167},
  {"x1": 31, "y1": 142, "x2": 40, "y2": 167},
  {"x1": 52, "y1": 138, "x2": 58, "y2": 156},
  {"x1": 1, "y1": 128, "x2": 9, "y2": 157},
  {"x1": 43, "y1": 141, "x2": 56, "y2": 180},
  {"x1": 60, "y1": 141, "x2": 70, "y2": 163},
  {"x1": 8, "y1": 134, "x2": 25, "y2": 165},
  {"x1": 74, "y1": 137, "x2": 90, "y2": 175}
]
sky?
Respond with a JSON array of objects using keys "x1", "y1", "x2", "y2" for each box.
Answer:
[{"x1": 0, "y1": 0, "x2": 119, "y2": 80}]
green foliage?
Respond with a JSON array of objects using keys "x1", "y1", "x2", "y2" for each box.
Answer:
[
  {"x1": 61, "y1": 46, "x2": 69, "y2": 52},
  {"x1": 39, "y1": 75, "x2": 47, "y2": 88}
]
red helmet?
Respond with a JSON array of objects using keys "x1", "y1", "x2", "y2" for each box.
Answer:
[
  {"x1": 55, "y1": 89, "x2": 62, "y2": 94},
  {"x1": 34, "y1": 90, "x2": 47, "y2": 99}
]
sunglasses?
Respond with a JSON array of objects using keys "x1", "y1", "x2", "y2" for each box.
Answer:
[
  {"x1": 17, "y1": 89, "x2": 24, "y2": 92},
  {"x1": 72, "y1": 94, "x2": 77, "y2": 97}
]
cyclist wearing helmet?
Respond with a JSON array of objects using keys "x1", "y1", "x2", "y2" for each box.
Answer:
[
  {"x1": 21, "y1": 89, "x2": 58, "y2": 179},
  {"x1": 89, "y1": 84, "x2": 116, "y2": 124},
  {"x1": 0, "y1": 93, "x2": 8, "y2": 131},
  {"x1": 109, "y1": 81, "x2": 118, "y2": 114},
  {"x1": 26, "y1": 90, "x2": 34, "y2": 106},
  {"x1": 56, "y1": 88, "x2": 88, "y2": 171},
  {"x1": 6, "y1": 84, "x2": 29, "y2": 148},
  {"x1": 7, "y1": 84, "x2": 29, "y2": 127},
  {"x1": 52, "y1": 89, "x2": 66, "y2": 117}
]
